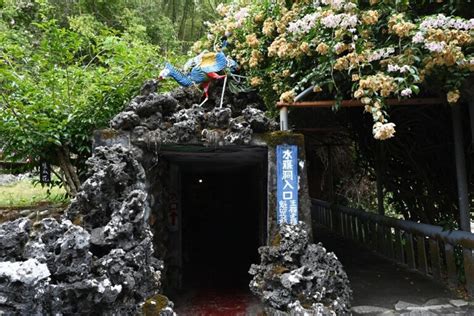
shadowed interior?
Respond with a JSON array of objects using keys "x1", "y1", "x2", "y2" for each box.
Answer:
[{"x1": 160, "y1": 145, "x2": 267, "y2": 290}]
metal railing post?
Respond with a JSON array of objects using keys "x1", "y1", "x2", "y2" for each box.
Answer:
[
  {"x1": 280, "y1": 106, "x2": 288, "y2": 131},
  {"x1": 451, "y1": 102, "x2": 471, "y2": 232}
]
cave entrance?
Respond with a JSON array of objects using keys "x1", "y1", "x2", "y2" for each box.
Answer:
[{"x1": 159, "y1": 145, "x2": 267, "y2": 292}]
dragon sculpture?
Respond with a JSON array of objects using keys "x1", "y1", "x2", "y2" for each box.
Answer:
[{"x1": 158, "y1": 38, "x2": 240, "y2": 108}]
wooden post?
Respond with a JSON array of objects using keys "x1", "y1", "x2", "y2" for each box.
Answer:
[
  {"x1": 406, "y1": 233, "x2": 416, "y2": 270},
  {"x1": 429, "y1": 239, "x2": 442, "y2": 280},
  {"x1": 394, "y1": 229, "x2": 405, "y2": 264},
  {"x1": 417, "y1": 235, "x2": 429, "y2": 275},
  {"x1": 463, "y1": 249, "x2": 474, "y2": 296},
  {"x1": 451, "y1": 103, "x2": 471, "y2": 232},
  {"x1": 445, "y1": 243, "x2": 458, "y2": 288}
]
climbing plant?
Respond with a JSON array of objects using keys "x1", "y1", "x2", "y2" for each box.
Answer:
[{"x1": 196, "y1": 0, "x2": 473, "y2": 140}]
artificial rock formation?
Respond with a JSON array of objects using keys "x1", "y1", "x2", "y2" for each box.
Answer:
[
  {"x1": 0, "y1": 146, "x2": 174, "y2": 315},
  {"x1": 0, "y1": 81, "x2": 275, "y2": 314},
  {"x1": 109, "y1": 80, "x2": 276, "y2": 149},
  {"x1": 249, "y1": 223, "x2": 352, "y2": 315}
]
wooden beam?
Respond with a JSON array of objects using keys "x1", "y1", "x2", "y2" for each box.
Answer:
[{"x1": 276, "y1": 98, "x2": 444, "y2": 108}]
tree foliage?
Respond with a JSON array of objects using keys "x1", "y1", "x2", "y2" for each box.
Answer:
[{"x1": 0, "y1": 0, "x2": 179, "y2": 195}]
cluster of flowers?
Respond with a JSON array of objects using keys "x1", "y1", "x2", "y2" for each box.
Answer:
[
  {"x1": 199, "y1": 0, "x2": 473, "y2": 140},
  {"x1": 287, "y1": 12, "x2": 321, "y2": 34},
  {"x1": 321, "y1": 12, "x2": 358, "y2": 28}
]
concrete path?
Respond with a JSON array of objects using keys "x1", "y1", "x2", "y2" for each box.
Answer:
[{"x1": 314, "y1": 225, "x2": 474, "y2": 315}]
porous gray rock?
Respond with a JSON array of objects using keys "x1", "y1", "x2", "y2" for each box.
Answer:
[
  {"x1": 112, "y1": 85, "x2": 275, "y2": 147},
  {"x1": 206, "y1": 107, "x2": 232, "y2": 128},
  {"x1": 110, "y1": 111, "x2": 141, "y2": 130},
  {"x1": 169, "y1": 86, "x2": 202, "y2": 108},
  {"x1": 249, "y1": 223, "x2": 352, "y2": 315},
  {"x1": 243, "y1": 106, "x2": 278, "y2": 132},
  {"x1": 0, "y1": 217, "x2": 30, "y2": 260},
  {"x1": 0, "y1": 145, "x2": 170, "y2": 315}
]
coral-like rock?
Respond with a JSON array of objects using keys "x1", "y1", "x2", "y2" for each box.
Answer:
[
  {"x1": 0, "y1": 217, "x2": 30, "y2": 260},
  {"x1": 0, "y1": 145, "x2": 171, "y2": 315},
  {"x1": 110, "y1": 111, "x2": 141, "y2": 130},
  {"x1": 249, "y1": 223, "x2": 352, "y2": 315},
  {"x1": 113, "y1": 86, "x2": 276, "y2": 146}
]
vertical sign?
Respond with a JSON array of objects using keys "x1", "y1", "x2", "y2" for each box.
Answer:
[
  {"x1": 276, "y1": 145, "x2": 298, "y2": 225},
  {"x1": 40, "y1": 161, "x2": 51, "y2": 183}
]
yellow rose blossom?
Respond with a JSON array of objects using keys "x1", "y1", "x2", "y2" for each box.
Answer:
[
  {"x1": 300, "y1": 42, "x2": 311, "y2": 55},
  {"x1": 334, "y1": 57, "x2": 349, "y2": 71},
  {"x1": 250, "y1": 77, "x2": 263, "y2": 87},
  {"x1": 246, "y1": 33, "x2": 259, "y2": 48},
  {"x1": 282, "y1": 69, "x2": 291, "y2": 77},
  {"x1": 373, "y1": 122, "x2": 396, "y2": 140},
  {"x1": 268, "y1": 37, "x2": 285, "y2": 57},
  {"x1": 447, "y1": 89, "x2": 460, "y2": 104},
  {"x1": 254, "y1": 14, "x2": 264, "y2": 23},
  {"x1": 335, "y1": 43, "x2": 349, "y2": 54},
  {"x1": 249, "y1": 50, "x2": 263, "y2": 68},
  {"x1": 226, "y1": 22, "x2": 237, "y2": 33},
  {"x1": 262, "y1": 19, "x2": 275, "y2": 36},
  {"x1": 354, "y1": 89, "x2": 364, "y2": 98},
  {"x1": 426, "y1": 29, "x2": 472, "y2": 46},
  {"x1": 316, "y1": 43, "x2": 329, "y2": 55},
  {"x1": 276, "y1": 10, "x2": 297, "y2": 34},
  {"x1": 280, "y1": 90, "x2": 296, "y2": 103},
  {"x1": 361, "y1": 10, "x2": 379, "y2": 25},
  {"x1": 359, "y1": 73, "x2": 397, "y2": 98},
  {"x1": 388, "y1": 14, "x2": 416, "y2": 38}
]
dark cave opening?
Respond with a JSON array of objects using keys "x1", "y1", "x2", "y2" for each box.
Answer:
[
  {"x1": 159, "y1": 145, "x2": 267, "y2": 291},
  {"x1": 181, "y1": 167, "x2": 261, "y2": 289}
]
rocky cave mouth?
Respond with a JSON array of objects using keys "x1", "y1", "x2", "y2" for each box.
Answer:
[{"x1": 156, "y1": 145, "x2": 268, "y2": 293}]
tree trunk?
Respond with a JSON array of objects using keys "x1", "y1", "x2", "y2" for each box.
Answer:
[
  {"x1": 57, "y1": 146, "x2": 81, "y2": 196},
  {"x1": 179, "y1": 0, "x2": 191, "y2": 40},
  {"x1": 190, "y1": 0, "x2": 195, "y2": 41}
]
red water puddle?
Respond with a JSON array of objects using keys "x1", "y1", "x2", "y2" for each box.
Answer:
[{"x1": 175, "y1": 289, "x2": 262, "y2": 316}]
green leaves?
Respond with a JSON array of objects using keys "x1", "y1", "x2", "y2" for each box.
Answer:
[{"x1": 0, "y1": 4, "x2": 165, "y2": 187}]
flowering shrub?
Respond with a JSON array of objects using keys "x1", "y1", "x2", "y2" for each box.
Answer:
[{"x1": 195, "y1": 0, "x2": 474, "y2": 140}]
